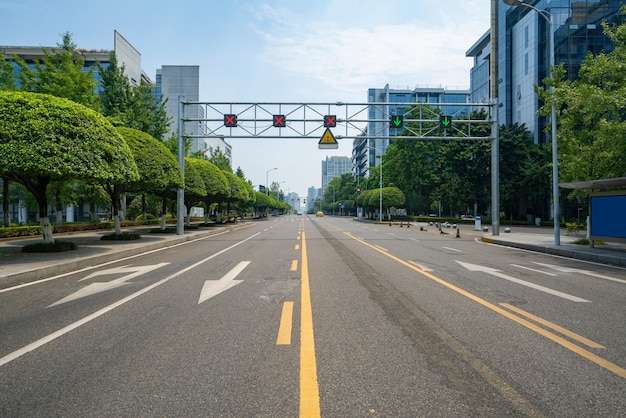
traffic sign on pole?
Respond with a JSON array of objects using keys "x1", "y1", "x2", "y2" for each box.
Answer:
[{"x1": 318, "y1": 128, "x2": 338, "y2": 149}]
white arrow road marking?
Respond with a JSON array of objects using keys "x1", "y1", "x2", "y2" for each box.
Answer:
[
  {"x1": 49, "y1": 263, "x2": 170, "y2": 307},
  {"x1": 511, "y1": 264, "x2": 558, "y2": 277},
  {"x1": 456, "y1": 261, "x2": 590, "y2": 302},
  {"x1": 532, "y1": 262, "x2": 626, "y2": 284},
  {"x1": 198, "y1": 261, "x2": 250, "y2": 304}
]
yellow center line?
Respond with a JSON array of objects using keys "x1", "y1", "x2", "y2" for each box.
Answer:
[
  {"x1": 343, "y1": 231, "x2": 626, "y2": 379},
  {"x1": 300, "y1": 229, "x2": 321, "y2": 417},
  {"x1": 276, "y1": 301, "x2": 294, "y2": 345}
]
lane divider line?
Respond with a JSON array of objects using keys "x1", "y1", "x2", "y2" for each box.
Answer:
[{"x1": 276, "y1": 301, "x2": 294, "y2": 345}]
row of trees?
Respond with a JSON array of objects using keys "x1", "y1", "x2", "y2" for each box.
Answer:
[{"x1": 0, "y1": 33, "x2": 287, "y2": 243}]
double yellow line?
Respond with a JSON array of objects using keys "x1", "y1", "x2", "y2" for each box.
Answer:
[{"x1": 344, "y1": 232, "x2": 626, "y2": 379}]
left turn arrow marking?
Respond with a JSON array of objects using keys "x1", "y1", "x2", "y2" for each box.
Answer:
[{"x1": 49, "y1": 263, "x2": 170, "y2": 307}]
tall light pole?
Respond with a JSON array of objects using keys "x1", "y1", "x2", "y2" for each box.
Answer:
[
  {"x1": 377, "y1": 154, "x2": 383, "y2": 222},
  {"x1": 503, "y1": 0, "x2": 560, "y2": 245},
  {"x1": 266, "y1": 167, "x2": 277, "y2": 195}
]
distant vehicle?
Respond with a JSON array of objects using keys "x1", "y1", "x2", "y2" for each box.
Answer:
[
  {"x1": 460, "y1": 215, "x2": 474, "y2": 220},
  {"x1": 297, "y1": 212, "x2": 303, "y2": 215},
  {"x1": 316, "y1": 211, "x2": 324, "y2": 217}
]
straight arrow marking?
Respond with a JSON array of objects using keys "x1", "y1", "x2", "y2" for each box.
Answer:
[
  {"x1": 198, "y1": 261, "x2": 250, "y2": 304},
  {"x1": 456, "y1": 261, "x2": 590, "y2": 303}
]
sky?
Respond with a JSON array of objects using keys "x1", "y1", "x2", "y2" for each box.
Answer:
[{"x1": 1, "y1": 0, "x2": 491, "y2": 201}]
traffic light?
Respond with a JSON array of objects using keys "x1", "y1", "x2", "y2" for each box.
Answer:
[
  {"x1": 273, "y1": 114, "x2": 286, "y2": 127},
  {"x1": 323, "y1": 115, "x2": 337, "y2": 127},
  {"x1": 439, "y1": 115, "x2": 452, "y2": 129},
  {"x1": 390, "y1": 115, "x2": 403, "y2": 129},
  {"x1": 356, "y1": 186, "x2": 361, "y2": 193},
  {"x1": 224, "y1": 114, "x2": 237, "y2": 127}
]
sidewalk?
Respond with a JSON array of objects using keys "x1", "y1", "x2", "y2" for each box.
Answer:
[
  {"x1": 0, "y1": 224, "x2": 248, "y2": 289},
  {"x1": 481, "y1": 230, "x2": 626, "y2": 268}
]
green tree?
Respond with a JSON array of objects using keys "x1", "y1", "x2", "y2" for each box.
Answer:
[
  {"x1": 100, "y1": 54, "x2": 170, "y2": 140},
  {"x1": 194, "y1": 159, "x2": 230, "y2": 224},
  {"x1": 209, "y1": 147, "x2": 233, "y2": 171},
  {"x1": 0, "y1": 59, "x2": 17, "y2": 91},
  {"x1": 0, "y1": 91, "x2": 137, "y2": 242},
  {"x1": 181, "y1": 158, "x2": 208, "y2": 226},
  {"x1": 116, "y1": 127, "x2": 183, "y2": 229},
  {"x1": 99, "y1": 52, "x2": 131, "y2": 120},
  {"x1": 539, "y1": 8, "x2": 626, "y2": 183},
  {"x1": 14, "y1": 32, "x2": 100, "y2": 110}
]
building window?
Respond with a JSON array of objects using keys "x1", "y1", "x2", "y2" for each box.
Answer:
[{"x1": 524, "y1": 25, "x2": 529, "y2": 49}]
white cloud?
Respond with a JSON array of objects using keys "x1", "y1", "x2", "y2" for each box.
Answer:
[{"x1": 251, "y1": 1, "x2": 489, "y2": 97}]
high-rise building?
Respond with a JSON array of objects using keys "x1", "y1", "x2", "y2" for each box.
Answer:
[
  {"x1": 154, "y1": 65, "x2": 231, "y2": 162},
  {"x1": 322, "y1": 156, "x2": 352, "y2": 193},
  {"x1": 468, "y1": 0, "x2": 623, "y2": 143}
]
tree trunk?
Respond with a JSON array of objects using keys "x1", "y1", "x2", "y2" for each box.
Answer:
[
  {"x1": 160, "y1": 193, "x2": 168, "y2": 230},
  {"x1": 142, "y1": 193, "x2": 147, "y2": 221},
  {"x1": 3, "y1": 178, "x2": 10, "y2": 227}
]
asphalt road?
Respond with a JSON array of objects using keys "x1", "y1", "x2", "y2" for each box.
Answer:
[{"x1": 1, "y1": 216, "x2": 625, "y2": 417}]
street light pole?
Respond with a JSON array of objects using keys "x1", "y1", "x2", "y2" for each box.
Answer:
[
  {"x1": 266, "y1": 167, "x2": 277, "y2": 196},
  {"x1": 503, "y1": 0, "x2": 560, "y2": 245},
  {"x1": 379, "y1": 154, "x2": 383, "y2": 223}
]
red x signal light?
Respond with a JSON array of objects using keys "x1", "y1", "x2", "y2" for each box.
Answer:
[
  {"x1": 224, "y1": 114, "x2": 237, "y2": 127},
  {"x1": 273, "y1": 114, "x2": 286, "y2": 128},
  {"x1": 323, "y1": 115, "x2": 337, "y2": 128}
]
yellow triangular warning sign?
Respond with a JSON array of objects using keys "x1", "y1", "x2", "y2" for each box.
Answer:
[{"x1": 318, "y1": 128, "x2": 338, "y2": 149}]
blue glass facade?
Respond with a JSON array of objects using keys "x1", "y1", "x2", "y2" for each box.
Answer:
[{"x1": 500, "y1": 0, "x2": 622, "y2": 143}]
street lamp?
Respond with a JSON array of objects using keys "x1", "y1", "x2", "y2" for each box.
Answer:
[
  {"x1": 266, "y1": 167, "x2": 277, "y2": 195},
  {"x1": 377, "y1": 154, "x2": 383, "y2": 222},
  {"x1": 503, "y1": 0, "x2": 560, "y2": 245}
]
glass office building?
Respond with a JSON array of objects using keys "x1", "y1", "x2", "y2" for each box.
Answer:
[{"x1": 468, "y1": 0, "x2": 623, "y2": 144}]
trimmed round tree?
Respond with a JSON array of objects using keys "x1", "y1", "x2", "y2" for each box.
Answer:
[
  {"x1": 0, "y1": 91, "x2": 138, "y2": 242},
  {"x1": 116, "y1": 127, "x2": 183, "y2": 230}
]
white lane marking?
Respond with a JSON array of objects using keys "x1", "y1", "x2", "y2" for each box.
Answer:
[
  {"x1": 532, "y1": 262, "x2": 626, "y2": 284},
  {"x1": 0, "y1": 233, "x2": 260, "y2": 368},
  {"x1": 442, "y1": 246, "x2": 462, "y2": 253},
  {"x1": 198, "y1": 261, "x2": 250, "y2": 304},
  {"x1": 511, "y1": 264, "x2": 558, "y2": 277},
  {"x1": 456, "y1": 261, "x2": 590, "y2": 303}
]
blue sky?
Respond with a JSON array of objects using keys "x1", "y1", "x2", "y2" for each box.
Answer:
[{"x1": 1, "y1": 0, "x2": 490, "y2": 200}]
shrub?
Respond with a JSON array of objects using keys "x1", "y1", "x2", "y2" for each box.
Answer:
[
  {"x1": 22, "y1": 239, "x2": 77, "y2": 253},
  {"x1": 100, "y1": 233, "x2": 141, "y2": 241}
]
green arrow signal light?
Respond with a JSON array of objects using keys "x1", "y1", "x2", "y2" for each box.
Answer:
[
  {"x1": 390, "y1": 115, "x2": 404, "y2": 128},
  {"x1": 439, "y1": 115, "x2": 452, "y2": 129}
]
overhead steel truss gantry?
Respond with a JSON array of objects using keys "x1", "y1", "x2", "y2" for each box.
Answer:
[
  {"x1": 174, "y1": 99, "x2": 500, "y2": 238},
  {"x1": 180, "y1": 101, "x2": 495, "y2": 141}
]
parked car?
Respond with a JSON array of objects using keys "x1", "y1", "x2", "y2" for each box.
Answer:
[{"x1": 316, "y1": 211, "x2": 324, "y2": 217}]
